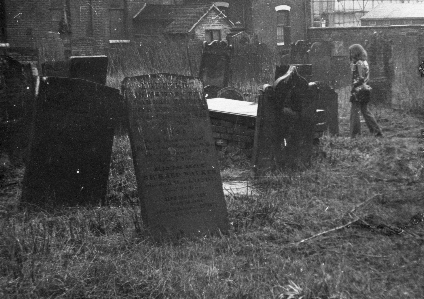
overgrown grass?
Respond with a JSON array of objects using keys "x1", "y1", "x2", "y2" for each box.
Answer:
[
  {"x1": 1, "y1": 105, "x2": 423, "y2": 298},
  {"x1": 1, "y1": 41, "x2": 424, "y2": 297}
]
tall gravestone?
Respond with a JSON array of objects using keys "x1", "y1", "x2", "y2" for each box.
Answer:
[
  {"x1": 21, "y1": 77, "x2": 122, "y2": 208},
  {"x1": 252, "y1": 66, "x2": 319, "y2": 177},
  {"x1": 309, "y1": 41, "x2": 332, "y2": 84},
  {"x1": 122, "y1": 73, "x2": 229, "y2": 239},
  {"x1": 198, "y1": 41, "x2": 232, "y2": 98},
  {"x1": 252, "y1": 84, "x2": 279, "y2": 175},
  {"x1": 316, "y1": 83, "x2": 339, "y2": 135}
]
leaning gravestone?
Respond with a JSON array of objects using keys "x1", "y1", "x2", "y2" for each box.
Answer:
[
  {"x1": 252, "y1": 84, "x2": 279, "y2": 176},
  {"x1": 252, "y1": 66, "x2": 319, "y2": 177},
  {"x1": 21, "y1": 77, "x2": 122, "y2": 208},
  {"x1": 122, "y1": 73, "x2": 229, "y2": 239}
]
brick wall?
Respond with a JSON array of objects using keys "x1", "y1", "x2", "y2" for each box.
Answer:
[
  {"x1": 5, "y1": 0, "x2": 50, "y2": 49},
  {"x1": 4, "y1": 0, "x2": 147, "y2": 58},
  {"x1": 209, "y1": 111, "x2": 255, "y2": 156}
]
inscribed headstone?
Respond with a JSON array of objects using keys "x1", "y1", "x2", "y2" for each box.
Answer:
[
  {"x1": 122, "y1": 73, "x2": 229, "y2": 239},
  {"x1": 69, "y1": 55, "x2": 108, "y2": 85},
  {"x1": 21, "y1": 77, "x2": 122, "y2": 208}
]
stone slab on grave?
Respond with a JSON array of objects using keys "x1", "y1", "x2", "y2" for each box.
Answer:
[
  {"x1": 21, "y1": 77, "x2": 122, "y2": 208},
  {"x1": 69, "y1": 55, "x2": 108, "y2": 85},
  {"x1": 122, "y1": 73, "x2": 229, "y2": 240}
]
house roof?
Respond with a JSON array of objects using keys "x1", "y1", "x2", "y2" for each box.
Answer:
[
  {"x1": 361, "y1": 3, "x2": 424, "y2": 20},
  {"x1": 134, "y1": 4, "x2": 232, "y2": 34},
  {"x1": 133, "y1": 4, "x2": 174, "y2": 21}
]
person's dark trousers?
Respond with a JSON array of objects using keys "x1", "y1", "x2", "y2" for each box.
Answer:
[{"x1": 350, "y1": 101, "x2": 382, "y2": 137}]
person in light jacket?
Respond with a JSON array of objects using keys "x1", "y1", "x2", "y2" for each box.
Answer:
[{"x1": 349, "y1": 44, "x2": 383, "y2": 138}]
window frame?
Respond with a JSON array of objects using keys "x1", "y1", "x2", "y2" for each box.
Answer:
[
  {"x1": 205, "y1": 29, "x2": 222, "y2": 43},
  {"x1": 275, "y1": 5, "x2": 290, "y2": 46}
]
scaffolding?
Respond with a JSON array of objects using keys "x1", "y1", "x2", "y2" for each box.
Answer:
[{"x1": 311, "y1": 0, "x2": 424, "y2": 27}]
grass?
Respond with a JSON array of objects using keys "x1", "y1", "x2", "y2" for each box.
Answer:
[
  {"x1": 1, "y1": 103, "x2": 423, "y2": 298},
  {"x1": 1, "y1": 42, "x2": 424, "y2": 297}
]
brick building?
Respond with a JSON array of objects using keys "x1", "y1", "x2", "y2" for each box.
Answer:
[
  {"x1": 361, "y1": 3, "x2": 424, "y2": 26},
  {"x1": 133, "y1": 3, "x2": 233, "y2": 41},
  {"x1": 1, "y1": 0, "x2": 312, "y2": 62}
]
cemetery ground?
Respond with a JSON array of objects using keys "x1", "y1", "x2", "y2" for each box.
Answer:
[{"x1": 1, "y1": 101, "x2": 424, "y2": 298}]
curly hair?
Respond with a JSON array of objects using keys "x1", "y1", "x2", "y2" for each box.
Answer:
[{"x1": 349, "y1": 44, "x2": 368, "y2": 61}]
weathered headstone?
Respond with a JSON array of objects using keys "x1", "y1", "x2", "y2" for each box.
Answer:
[
  {"x1": 277, "y1": 63, "x2": 339, "y2": 136},
  {"x1": 252, "y1": 84, "x2": 279, "y2": 175},
  {"x1": 309, "y1": 41, "x2": 332, "y2": 83},
  {"x1": 252, "y1": 66, "x2": 319, "y2": 177},
  {"x1": 122, "y1": 73, "x2": 229, "y2": 239},
  {"x1": 198, "y1": 41, "x2": 232, "y2": 98},
  {"x1": 365, "y1": 33, "x2": 393, "y2": 104},
  {"x1": 316, "y1": 83, "x2": 339, "y2": 135},
  {"x1": 0, "y1": 55, "x2": 36, "y2": 164},
  {"x1": 21, "y1": 77, "x2": 122, "y2": 208},
  {"x1": 41, "y1": 60, "x2": 70, "y2": 77},
  {"x1": 69, "y1": 55, "x2": 108, "y2": 85}
]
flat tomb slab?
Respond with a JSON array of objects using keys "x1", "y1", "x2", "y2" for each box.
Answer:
[
  {"x1": 207, "y1": 98, "x2": 258, "y2": 117},
  {"x1": 123, "y1": 73, "x2": 229, "y2": 240}
]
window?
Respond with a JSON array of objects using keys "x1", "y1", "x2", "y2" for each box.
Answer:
[
  {"x1": 275, "y1": 5, "x2": 290, "y2": 46},
  {"x1": 205, "y1": 30, "x2": 221, "y2": 43},
  {"x1": 109, "y1": 0, "x2": 126, "y2": 40}
]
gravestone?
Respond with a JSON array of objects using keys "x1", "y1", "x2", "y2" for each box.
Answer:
[
  {"x1": 198, "y1": 41, "x2": 232, "y2": 98},
  {"x1": 365, "y1": 33, "x2": 393, "y2": 104},
  {"x1": 252, "y1": 84, "x2": 278, "y2": 175},
  {"x1": 122, "y1": 73, "x2": 229, "y2": 239},
  {"x1": 277, "y1": 63, "x2": 339, "y2": 136},
  {"x1": 309, "y1": 41, "x2": 332, "y2": 83},
  {"x1": 21, "y1": 77, "x2": 123, "y2": 208},
  {"x1": 316, "y1": 83, "x2": 339, "y2": 135},
  {"x1": 69, "y1": 55, "x2": 108, "y2": 85},
  {"x1": 252, "y1": 66, "x2": 319, "y2": 177},
  {"x1": 41, "y1": 60, "x2": 70, "y2": 77}
]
